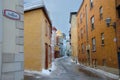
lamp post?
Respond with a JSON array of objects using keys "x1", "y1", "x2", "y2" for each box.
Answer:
[{"x1": 105, "y1": 18, "x2": 120, "y2": 79}]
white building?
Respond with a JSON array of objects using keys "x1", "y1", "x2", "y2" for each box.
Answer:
[
  {"x1": 0, "y1": 0, "x2": 24, "y2": 80},
  {"x1": 66, "y1": 39, "x2": 72, "y2": 56}
]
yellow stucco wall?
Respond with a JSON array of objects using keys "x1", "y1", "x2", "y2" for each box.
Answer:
[
  {"x1": 70, "y1": 14, "x2": 78, "y2": 60},
  {"x1": 24, "y1": 9, "x2": 51, "y2": 71},
  {"x1": 77, "y1": 0, "x2": 118, "y2": 68}
]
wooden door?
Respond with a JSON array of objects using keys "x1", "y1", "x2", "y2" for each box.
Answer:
[{"x1": 45, "y1": 43, "x2": 48, "y2": 69}]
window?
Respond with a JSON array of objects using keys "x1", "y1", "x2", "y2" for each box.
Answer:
[
  {"x1": 81, "y1": 43, "x2": 84, "y2": 53},
  {"x1": 91, "y1": 16, "x2": 94, "y2": 30},
  {"x1": 92, "y1": 37, "x2": 96, "y2": 51},
  {"x1": 90, "y1": 0, "x2": 93, "y2": 8},
  {"x1": 80, "y1": 28, "x2": 83, "y2": 39},
  {"x1": 117, "y1": 5, "x2": 120, "y2": 18},
  {"x1": 99, "y1": 6, "x2": 103, "y2": 19},
  {"x1": 80, "y1": 14, "x2": 83, "y2": 23},
  {"x1": 102, "y1": 59, "x2": 106, "y2": 66},
  {"x1": 118, "y1": 9, "x2": 120, "y2": 18},
  {"x1": 101, "y1": 33, "x2": 104, "y2": 45}
]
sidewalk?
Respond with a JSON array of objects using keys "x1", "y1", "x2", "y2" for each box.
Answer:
[
  {"x1": 96, "y1": 66, "x2": 119, "y2": 75},
  {"x1": 76, "y1": 63, "x2": 119, "y2": 80}
]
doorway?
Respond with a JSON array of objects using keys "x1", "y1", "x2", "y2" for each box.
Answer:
[{"x1": 45, "y1": 43, "x2": 48, "y2": 69}]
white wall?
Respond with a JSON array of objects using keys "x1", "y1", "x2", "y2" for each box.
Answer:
[
  {"x1": 1, "y1": 0, "x2": 24, "y2": 80},
  {"x1": 0, "y1": 0, "x2": 2, "y2": 78}
]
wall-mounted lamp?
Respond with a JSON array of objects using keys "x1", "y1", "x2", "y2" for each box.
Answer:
[{"x1": 105, "y1": 18, "x2": 116, "y2": 29}]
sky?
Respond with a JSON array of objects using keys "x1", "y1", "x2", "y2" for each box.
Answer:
[{"x1": 24, "y1": 0, "x2": 82, "y2": 37}]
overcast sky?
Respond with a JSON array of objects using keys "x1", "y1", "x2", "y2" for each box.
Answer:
[{"x1": 24, "y1": 0, "x2": 82, "y2": 37}]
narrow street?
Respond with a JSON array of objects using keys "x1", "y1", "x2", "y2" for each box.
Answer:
[{"x1": 24, "y1": 57, "x2": 118, "y2": 80}]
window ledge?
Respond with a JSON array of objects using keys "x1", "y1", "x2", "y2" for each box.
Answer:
[
  {"x1": 92, "y1": 50, "x2": 96, "y2": 52},
  {"x1": 101, "y1": 44, "x2": 105, "y2": 46}
]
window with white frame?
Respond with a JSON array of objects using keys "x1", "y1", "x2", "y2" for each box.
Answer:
[
  {"x1": 92, "y1": 37, "x2": 96, "y2": 51},
  {"x1": 90, "y1": 0, "x2": 93, "y2": 8},
  {"x1": 91, "y1": 16, "x2": 94, "y2": 30},
  {"x1": 99, "y1": 6, "x2": 103, "y2": 19},
  {"x1": 101, "y1": 33, "x2": 104, "y2": 45}
]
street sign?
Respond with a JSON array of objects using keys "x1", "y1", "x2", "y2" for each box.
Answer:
[{"x1": 3, "y1": 9, "x2": 20, "y2": 20}]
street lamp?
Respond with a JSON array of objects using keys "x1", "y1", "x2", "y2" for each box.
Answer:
[
  {"x1": 105, "y1": 17, "x2": 120, "y2": 79},
  {"x1": 105, "y1": 18, "x2": 116, "y2": 29}
]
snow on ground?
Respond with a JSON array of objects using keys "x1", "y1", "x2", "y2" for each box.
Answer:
[
  {"x1": 71, "y1": 59, "x2": 119, "y2": 79},
  {"x1": 24, "y1": 62, "x2": 56, "y2": 76}
]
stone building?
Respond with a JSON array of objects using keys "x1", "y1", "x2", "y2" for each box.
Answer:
[{"x1": 0, "y1": 0, "x2": 24, "y2": 80}]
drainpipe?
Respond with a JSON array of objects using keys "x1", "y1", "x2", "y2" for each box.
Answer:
[{"x1": 85, "y1": 5, "x2": 91, "y2": 66}]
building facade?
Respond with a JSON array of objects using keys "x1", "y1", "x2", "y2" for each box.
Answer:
[
  {"x1": 56, "y1": 30, "x2": 64, "y2": 57},
  {"x1": 66, "y1": 39, "x2": 72, "y2": 56},
  {"x1": 24, "y1": 5, "x2": 52, "y2": 71},
  {"x1": 77, "y1": 0, "x2": 120, "y2": 70},
  {"x1": 69, "y1": 12, "x2": 78, "y2": 61},
  {"x1": 0, "y1": 0, "x2": 24, "y2": 80},
  {"x1": 51, "y1": 27, "x2": 57, "y2": 60}
]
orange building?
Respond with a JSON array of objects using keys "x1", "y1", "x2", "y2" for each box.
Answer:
[
  {"x1": 24, "y1": 4, "x2": 52, "y2": 71},
  {"x1": 77, "y1": 0, "x2": 120, "y2": 71}
]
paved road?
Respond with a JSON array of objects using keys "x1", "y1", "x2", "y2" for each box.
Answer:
[{"x1": 24, "y1": 57, "x2": 118, "y2": 80}]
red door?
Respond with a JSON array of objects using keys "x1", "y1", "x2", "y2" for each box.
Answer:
[{"x1": 45, "y1": 43, "x2": 48, "y2": 69}]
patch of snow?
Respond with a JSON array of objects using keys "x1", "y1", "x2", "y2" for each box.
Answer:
[
  {"x1": 77, "y1": 62, "x2": 80, "y2": 65},
  {"x1": 35, "y1": 76, "x2": 42, "y2": 78},
  {"x1": 96, "y1": 69, "x2": 119, "y2": 79},
  {"x1": 24, "y1": 70, "x2": 42, "y2": 76},
  {"x1": 79, "y1": 64, "x2": 119, "y2": 79},
  {"x1": 41, "y1": 69, "x2": 51, "y2": 75},
  {"x1": 50, "y1": 62, "x2": 56, "y2": 71},
  {"x1": 24, "y1": 62, "x2": 57, "y2": 76}
]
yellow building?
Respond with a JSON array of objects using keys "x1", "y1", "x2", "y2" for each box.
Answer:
[
  {"x1": 24, "y1": 5, "x2": 52, "y2": 71},
  {"x1": 77, "y1": 0, "x2": 120, "y2": 71},
  {"x1": 69, "y1": 12, "x2": 78, "y2": 61}
]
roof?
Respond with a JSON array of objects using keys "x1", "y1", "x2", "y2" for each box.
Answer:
[
  {"x1": 69, "y1": 12, "x2": 77, "y2": 24},
  {"x1": 24, "y1": 2, "x2": 52, "y2": 26},
  {"x1": 24, "y1": 1, "x2": 44, "y2": 11}
]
